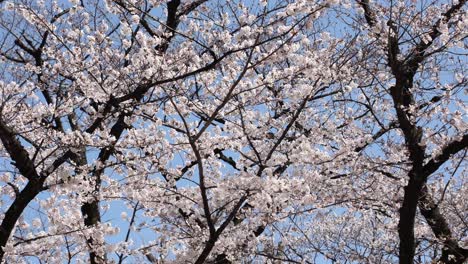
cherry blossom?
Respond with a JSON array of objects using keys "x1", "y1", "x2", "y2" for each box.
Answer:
[{"x1": 0, "y1": 0, "x2": 466, "y2": 263}]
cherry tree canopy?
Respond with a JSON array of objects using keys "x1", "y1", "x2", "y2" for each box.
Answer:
[{"x1": 0, "y1": 0, "x2": 466, "y2": 263}]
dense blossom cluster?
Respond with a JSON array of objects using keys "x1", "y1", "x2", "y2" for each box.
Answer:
[{"x1": 0, "y1": 0, "x2": 466, "y2": 263}]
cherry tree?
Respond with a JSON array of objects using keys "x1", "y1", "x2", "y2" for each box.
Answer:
[
  {"x1": 277, "y1": 1, "x2": 467, "y2": 263},
  {"x1": 351, "y1": 1, "x2": 468, "y2": 263},
  {"x1": 0, "y1": 0, "x2": 466, "y2": 263},
  {"x1": 274, "y1": 0, "x2": 468, "y2": 263}
]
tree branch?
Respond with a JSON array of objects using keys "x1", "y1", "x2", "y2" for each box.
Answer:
[
  {"x1": 419, "y1": 185, "x2": 468, "y2": 264},
  {"x1": 422, "y1": 134, "x2": 468, "y2": 178}
]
